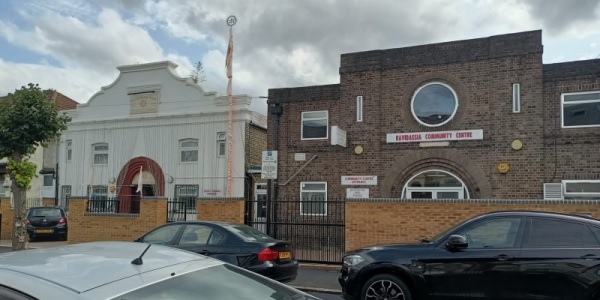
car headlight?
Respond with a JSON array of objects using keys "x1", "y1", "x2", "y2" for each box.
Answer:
[{"x1": 343, "y1": 255, "x2": 365, "y2": 266}]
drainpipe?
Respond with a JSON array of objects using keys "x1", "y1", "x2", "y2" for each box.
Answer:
[
  {"x1": 271, "y1": 103, "x2": 282, "y2": 239},
  {"x1": 54, "y1": 138, "x2": 60, "y2": 206}
]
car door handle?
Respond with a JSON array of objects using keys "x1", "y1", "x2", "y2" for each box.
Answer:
[
  {"x1": 580, "y1": 254, "x2": 600, "y2": 260},
  {"x1": 496, "y1": 254, "x2": 513, "y2": 261}
]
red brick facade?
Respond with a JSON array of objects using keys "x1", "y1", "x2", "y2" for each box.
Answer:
[{"x1": 267, "y1": 30, "x2": 600, "y2": 200}]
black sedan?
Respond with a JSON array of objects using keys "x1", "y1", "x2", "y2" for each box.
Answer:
[
  {"x1": 135, "y1": 221, "x2": 298, "y2": 283},
  {"x1": 339, "y1": 210, "x2": 600, "y2": 300},
  {"x1": 26, "y1": 206, "x2": 68, "y2": 241}
]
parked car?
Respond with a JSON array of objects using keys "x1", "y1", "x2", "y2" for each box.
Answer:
[
  {"x1": 0, "y1": 241, "x2": 319, "y2": 300},
  {"x1": 135, "y1": 221, "x2": 298, "y2": 283},
  {"x1": 26, "y1": 206, "x2": 68, "y2": 241},
  {"x1": 339, "y1": 210, "x2": 600, "y2": 300}
]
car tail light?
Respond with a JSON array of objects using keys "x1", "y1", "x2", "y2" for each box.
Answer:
[
  {"x1": 258, "y1": 248, "x2": 279, "y2": 262},
  {"x1": 58, "y1": 218, "x2": 67, "y2": 225}
]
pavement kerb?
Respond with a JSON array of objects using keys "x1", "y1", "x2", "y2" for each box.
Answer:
[
  {"x1": 291, "y1": 286, "x2": 342, "y2": 295},
  {"x1": 299, "y1": 263, "x2": 341, "y2": 271}
]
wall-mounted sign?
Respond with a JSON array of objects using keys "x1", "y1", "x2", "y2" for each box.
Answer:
[
  {"x1": 261, "y1": 150, "x2": 278, "y2": 179},
  {"x1": 387, "y1": 129, "x2": 483, "y2": 143},
  {"x1": 130, "y1": 93, "x2": 159, "y2": 114},
  {"x1": 341, "y1": 175, "x2": 377, "y2": 185},
  {"x1": 295, "y1": 153, "x2": 306, "y2": 161},
  {"x1": 331, "y1": 126, "x2": 347, "y2": 147},
  {"x1": 203, "y1": 189, "x2": 223, "y2": 196},
  {"x1": 346, "y1": 188, "x2": 369, "y2": 199}
]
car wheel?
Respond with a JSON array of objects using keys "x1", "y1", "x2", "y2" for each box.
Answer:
[{"x1": 361, "y1": 274, "x2": 412, "y2": 300}]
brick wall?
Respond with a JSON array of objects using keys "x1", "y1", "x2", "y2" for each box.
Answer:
[
  {"x1": 346, "y1": 199, "x2": 600, "y2": 251},
  {"x1": 267, "y1": 30, "x2": 599, "y2": 201},
  {"x1": 197, "y1": 198, "x2": 245, "y2": 224},
  {"x1": 68, "y1": 197, "x2": 167, "y2": 244},
  {"x1": 0, "y1": 198, "x2": 12, "y2": 240},
  {"x1": 42, "y1": 198, "x2": 55, "y2": 207},
  {"x1": 246, "y1": 123, "x2": 267, "y2": 168}
]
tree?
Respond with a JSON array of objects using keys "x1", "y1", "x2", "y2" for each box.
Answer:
[
  {"x1": 0, "y1": 84, "x2": 71, "y2": 251},
  {"x1": 189, "y1": 61, "x2": 207, "y2": 85}
]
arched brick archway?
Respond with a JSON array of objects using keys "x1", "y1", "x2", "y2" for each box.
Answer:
[
  {"x1": 380, "y1": 149, "x2": 492, "y2": 199},
  {"x1": 116, "y1": 156, "x2": 165, "y2": 212}
]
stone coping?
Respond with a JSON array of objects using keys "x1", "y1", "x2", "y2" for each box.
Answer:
[
  {"x1": 197, "y1": 197, "x2": 245, "y2": 201},
  {"x1": 83, "y1": 213, "x2": 140, "y2": 217},
  {"x1": 346, "y1": 198, "x2": 600, "y2": 205}
]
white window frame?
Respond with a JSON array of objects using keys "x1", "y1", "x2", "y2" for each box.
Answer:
[
  {"x1": 562, "y1": 180, "x2": 600, "y2": 199},
  {"x1": 174, "y1": 184, "x2": 199, "y2": 210},
  {"x1": 66, "y1": 140, "x2": 72, "y2": 161},
  {"x1": 512, "y1": 83, "x2": 520, "y2": 113},
  {"x1": 411, "y1": 82, "x2": 459, "y2": 127},
  {"x1": 401, "y1": 169, "x2": 470, "y2": 199},
  {"x1": 356, "y1": 96, "x2": 363, "y2": 122},
  {"x1": 179, "y1": 139, "x2": 199, "y2": 163},
  {"x1": 92, "y1": 143, "x2": 109, "y2": 165},
  {"x1": 217, "y1": 132, "x2": 226, "y2": 157},
  {"x1": 561, "y1": 91, "x2": 600, "y2": 128},
  {"x1": 300, "y1": 181, "x2": 327, "y2": 216},
  {"x1": 90, "y1": 185, "x2": 108, "y2": 198},
  {"x1": 301, "y1": 111, "x2": 329, "y2": 140}
]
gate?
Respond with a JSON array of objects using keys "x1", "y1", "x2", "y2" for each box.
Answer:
[
  {"x1": 245, "y1": 197, "x2": 345, "y2": 264},
  {"x1": 167, "y1": 200, "x2": 187, "y2": 222}
]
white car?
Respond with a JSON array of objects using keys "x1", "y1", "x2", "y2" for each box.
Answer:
[{"x1": 0, "y1": 241, "x2": 320, "y2": 300}]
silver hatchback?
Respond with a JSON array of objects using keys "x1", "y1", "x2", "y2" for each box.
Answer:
[{"x1": 0, "y1": 241, "x2": 319, "y2": 300}]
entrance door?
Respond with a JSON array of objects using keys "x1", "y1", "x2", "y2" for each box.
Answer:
[
  {"x1": 254, "y1": 184, "x2": 267, "y2": 233},
  {"x1": 406, "y1": 188, "x2": 463, "y2": 199}
]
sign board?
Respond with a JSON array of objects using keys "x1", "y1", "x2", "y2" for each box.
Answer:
[
  {"x1": 203, "y1": 189, "x2": 223, "y2": 197},
  {"x1": 130, "y1": 93, "x2": 159, "y2": 114},
  {"x1": 261, "y1": 150, "x2": 278, "y2": 179},
  {"x1": 331, "y1": 126, "x2": 347, "y2": 147},
  {"x1": 386, "y1": 129, "x2": 483, "y2": 143},
  {"x1": 341, "y1": 175, "x2": 377, "y2": 185},
  {"x1": 346, "y1": 188, "x2": 369, "y2": 199},
  {"x1": 295, "y1": 153, "x2": 306, "y2": 161}
]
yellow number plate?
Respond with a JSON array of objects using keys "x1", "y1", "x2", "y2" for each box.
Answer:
[
  {"x1": 279, "y1": 251, "x2": 291, "y2": 259},
  {"x1": 36, "y1": 229, "x2": 53, "y2": 234}
]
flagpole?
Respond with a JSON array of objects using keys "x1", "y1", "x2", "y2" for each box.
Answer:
[{"x1": 225, "y1": 15, "x2": 237, "y2": 197}]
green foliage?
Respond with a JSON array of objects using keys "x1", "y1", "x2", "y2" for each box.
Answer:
[
  {"x1": 0, "y1": 83, "x2": 71, "y2": 158},
  {"x1": 189, "y1": 61, "x2": 206, "y2": 84},
  {"x1": 6, "y1": 159, "x2": 36, "y2": 189}
]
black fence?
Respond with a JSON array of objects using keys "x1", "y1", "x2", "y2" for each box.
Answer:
[
  {"x1": 245, "y1": 197, "x2": 345, "y2": 264},
  {"x1": 167, "y1": 200, "x2": 188, "y2": 222},
  {"x1": 87, "y1": 197, "x2": 140, "y2": 214}
]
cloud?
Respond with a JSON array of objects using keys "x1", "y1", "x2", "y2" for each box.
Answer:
[{"x1": 523, "y1": 0, "x2": 600, "y2": 35}]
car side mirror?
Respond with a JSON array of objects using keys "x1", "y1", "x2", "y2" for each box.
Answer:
[
  {"x1": 134, "y1": 237, "x2": 142, "y2": 242},
  {"x1": 446, "y1": 234, "x2": 468, "y2": 250}
]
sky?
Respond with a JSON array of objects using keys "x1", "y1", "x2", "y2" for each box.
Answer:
[{"x1": 0, "y1": 0, "x2": 599, "y2": 115}]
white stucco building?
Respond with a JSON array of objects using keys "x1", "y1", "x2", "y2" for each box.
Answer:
[{"x1": 57, "y1": 61, "x2": 264, "y2": 212}]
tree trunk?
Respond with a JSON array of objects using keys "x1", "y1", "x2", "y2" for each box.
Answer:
[{"x1": 10, "y1": 153, "x2": 29, "y2": 251}]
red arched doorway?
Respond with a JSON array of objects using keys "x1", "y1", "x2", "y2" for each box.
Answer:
[{"x1": 116, "y1": 156, "x2": 165, "y2": 213}]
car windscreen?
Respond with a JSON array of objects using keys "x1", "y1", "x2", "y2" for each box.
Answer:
[
  {"x1": 28, "y1": 208, "x2": 62, "y2": 217},
  {"x1": 222, "y1": 224, "x2": 275, "y2": 242},
  {"x1": 112, "y1": 264, "x2": 318, "y2": 300}
]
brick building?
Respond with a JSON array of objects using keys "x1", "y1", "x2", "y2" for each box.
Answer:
[{"x1": 267, "y1": 30, "x2": 600, "y2": 205}]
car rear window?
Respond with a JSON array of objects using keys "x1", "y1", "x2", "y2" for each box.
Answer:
[
  {"x1": 111, "y1": 264, "x2": 317, "y2": 300},
  {"x1": 221, "y1": 224, "x2": 275, "y2": 242},
  {"x1": 28, "y1": 208, "x2": 62, "y2": 217}
]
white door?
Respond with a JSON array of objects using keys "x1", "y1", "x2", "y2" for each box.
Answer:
[
  {"x1": 254, "y1": 185, "x2": 268, "y2": 233},
  {"x1": 42, "y1": 174, "x2": 55, "y2": 198}
]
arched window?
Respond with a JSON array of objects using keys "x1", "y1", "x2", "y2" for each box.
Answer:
[{"x1": 402, "y1": 170, "x2": 469, "y2": 199}]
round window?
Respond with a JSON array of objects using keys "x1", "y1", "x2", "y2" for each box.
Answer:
[{"x1": 411, "y1": 83, "x2": 458, "y2": 127}]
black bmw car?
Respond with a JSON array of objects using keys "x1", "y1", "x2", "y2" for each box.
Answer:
[
  {"x1": 26, "y1": 206, "x2": 68, "y2": 241},
  {"x1": 339, "y1": 210, "x2": 600, "y2": 300},
  {"x1": 135, "y1": 221, "x2": 298, "y2": 283}
]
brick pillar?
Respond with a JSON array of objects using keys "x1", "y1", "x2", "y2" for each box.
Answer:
[{"x1": 0, "y1": 198, "x2": 13, "y2": 240}]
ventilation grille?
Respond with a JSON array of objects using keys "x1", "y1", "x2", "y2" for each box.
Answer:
[{"x1": 543, "y1": 183, "x2": 563, "y2": 200}]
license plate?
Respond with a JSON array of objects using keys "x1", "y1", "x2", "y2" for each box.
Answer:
[
  {"x1": 35, "y1": 229, "x2": 53, "y2": 234},
  {"x1": 279, "y1": 251, "x2": 291, "y2": 260}
]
